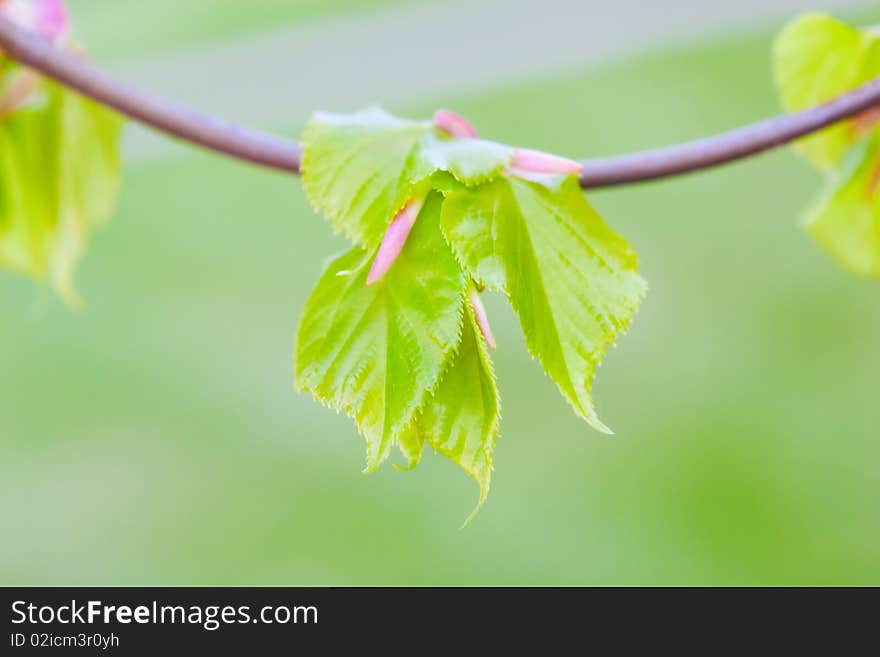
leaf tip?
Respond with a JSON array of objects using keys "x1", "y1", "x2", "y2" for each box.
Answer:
[
  {"x1": 361, "y1": 454, "x2": 382, "y2": 475},
  {"x1": 459, "y1": 475, "x2": 491, "y2": 529},
  {"x1": 587, "y1": 414, "x2": 614, "y2": 435}
]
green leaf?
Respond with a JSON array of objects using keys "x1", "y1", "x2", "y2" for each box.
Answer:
[
  {"x1": 300, "y1": 108, "x2": 513, "y2": 248},
  {"x1": 52, "y1": 84, "x2": 123, "y2": 303},
  {"x1": 415, "y1": 296, "x2": 500, "y2": 520},
  {"x1": 774, "y1": 13, "x2": 880, "y2": 172},
  {"x1": 301, "y1": 108, "x2": 430, "y2": 248},
  {"x1": 406, "y1": 131, "x2": 513, "y2": 187},
  {"x1": 0, "y1": 81, "x2": 122, "y2": 303},
  {"x1": 294, "y1": 192, "x2": 467, "y2": 470},
  {"x1": 56, "y1": 84, "x2": 123, "y2": 229},
  {"x1": 0, "y1": 92, "x2": 61, "y2": 281},
  {"x1": 806, "y1": 136, "x2": 880, "y2": 277},
  {"x1": 440, "y1": 175, "x2": 646, "y2": 432}
]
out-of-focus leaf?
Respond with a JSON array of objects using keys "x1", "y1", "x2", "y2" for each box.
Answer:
[
  {"x1": 774, "y1": 13, "x2": 880, "y2": 171},
  {"x1": 0, "y1": 80, "x2": 122, "y2": 302},
  {"x1": 806, "y1": 136, "x2": 880, "y2": 277}
]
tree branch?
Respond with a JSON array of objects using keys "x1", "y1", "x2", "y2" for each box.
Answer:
[
  {"x1": 577, "y1": 80, "x2": 880, "y2": 188},
  {"x1": 0, "y1": 17, "x2": 302, "y2": 173},
  {"x1": 1, "y1": 16, "x2": 879, "y2": 189}
]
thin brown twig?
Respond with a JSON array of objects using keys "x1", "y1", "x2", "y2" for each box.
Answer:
[{"x1": 1, "y1": 16, "x2": 878, "y2": 188}]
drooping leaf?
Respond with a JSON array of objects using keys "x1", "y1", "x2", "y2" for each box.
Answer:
[
  {"x1": 51, "y1": 83, "x2": 123, "y2": 302},
  {"x1": 301, "y1": 108, "x2": 514, "y2": 248},
  {"x1": 56, "y1": 83, "x2": 122, "y2": 229},
  {"x1": 0, "y1": 80, "x2": 122, "y2": 302},
  {"x1": 774, "y1": 14, "x2": 880, "y2": 278},
  {"x1": 774, "y1": 13, "x2": 880, "y2": 171},
  {"x1": 806, "y1": 136, "x2": 880, "y2": 277},
  {"x1": 391, "y1": 294, "x2": 500, "y2": 517},
  {"x1": 440, "y1": 175, "x2": 646, "y2": 432},
  {"x1": 294, "y1": 192, "x2": 467, "y2": 470},
  {"x1": 0, "y1": 88, "x2": 61, "y2": 281},
  {"x1": 415, "y1": 296, "x2": 500, "y2": 519}
]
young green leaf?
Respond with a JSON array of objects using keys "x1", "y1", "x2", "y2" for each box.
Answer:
[
  {"x1": 301, "y1": 108, "x2": 514, "y2": 248},
  {"x1": 415, "y1": 296, "x2": 500, "y2": 520},
  {"x1": 0, "y1": 81, "x2": 122, "y2": 302},
  {"x1": 806, "y1": 136, "x2": 880, "y2": 277},
  {"x1": 294, "y1": 192, "x2": 467, "y2": 471},
  {"x1": 391, "y1": 295, "x2": 500, "y2": 519},
  {"x1": 440, "y1": 175, "x2": 646, "y2": 432},
  {"x1": 774, "y1": 13, "x2": 880, "y2": 171},
  {"x1": 52, "y1": 83, "x2": 123, "y2": 301},
  {"x1": 301, "y1": 108, "x2": 431, "y2": 248},
  {"x1": 0, "y1": 95, "x2": 60, "y2": 283},
  {"x1": 406, "y1": 131, "x2": 513, "y2": 187}
]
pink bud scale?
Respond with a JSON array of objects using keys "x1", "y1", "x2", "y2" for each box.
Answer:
[
  {"x1": 366, "y1": 196, "x2": 424, "y2": 285},
  {"x1": 469, "y1": 289, "x2": 496, "y2": 350},
  {"x1": 433, "y1": 109, "x2": 478, "y2": 139}
]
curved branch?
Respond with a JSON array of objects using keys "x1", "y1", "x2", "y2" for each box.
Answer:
[
  {"x1": 578, "y1": 79, "x2": 880, "y2": 188},
  {"x1": 1, "y1": 16, "x2": 879, "y2": 188},
  {"x1": 0, "y1": 17, "x2": 302, "y2": 173}
]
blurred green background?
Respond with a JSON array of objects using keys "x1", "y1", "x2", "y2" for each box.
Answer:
[{"x1": 1, "y1": 1, "x2": 879, "y2": 585}]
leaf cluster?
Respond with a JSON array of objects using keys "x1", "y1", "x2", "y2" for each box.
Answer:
[{"x1": 295, "y1": 108, "x2": 645, "y2": 516}]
